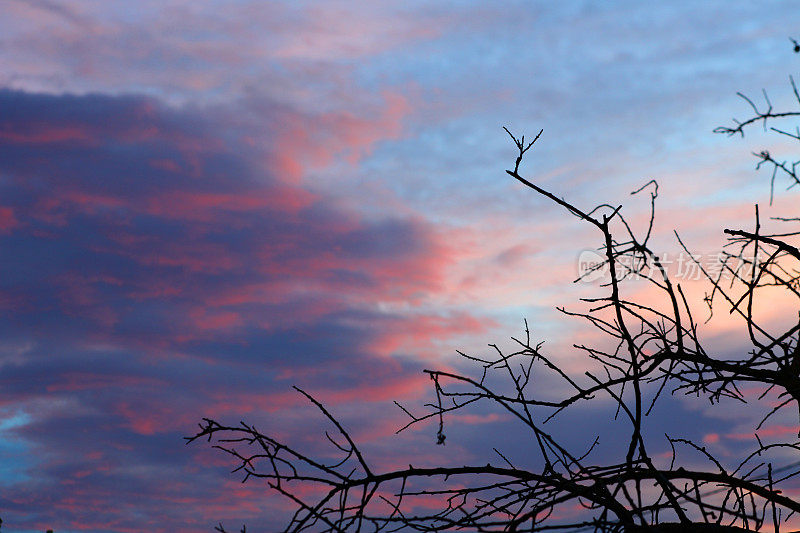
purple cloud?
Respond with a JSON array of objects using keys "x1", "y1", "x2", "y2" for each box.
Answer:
[{"x1": 0, "y1": 89, "x2": 477, "y2": 531}]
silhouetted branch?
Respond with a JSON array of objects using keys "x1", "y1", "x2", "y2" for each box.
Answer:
[
  {"x1": 714, "y1": 75, "x2": 800, "y2": 203},
  {"x1": 190, "y1": 48, "x2": 800, "y2": 532}
]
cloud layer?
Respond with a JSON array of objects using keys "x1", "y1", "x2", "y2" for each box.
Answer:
[{"x1": 0, "y1": 88, "x2": 481, "y2": 530}]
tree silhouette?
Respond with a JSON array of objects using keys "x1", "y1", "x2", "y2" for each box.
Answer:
[{"x1": 188, "y1": 46, "x2": 800, "y2": 532}]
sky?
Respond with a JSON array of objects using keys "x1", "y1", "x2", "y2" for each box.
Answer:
[{"x1": 1, "y1": 1, "x2": 800, "y2": 531}]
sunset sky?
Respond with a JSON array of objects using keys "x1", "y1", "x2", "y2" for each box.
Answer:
[{"x1": 2, "y1": 1, "x2": 800, "y2": 531}]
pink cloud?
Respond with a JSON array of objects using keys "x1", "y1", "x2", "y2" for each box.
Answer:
[
  {"x1": 272, "y1": 91, "x2": 411, "y2": 183},
  {"x1": 367, "y1": 311, "x2": 499, "y2": 358},
  {"x1": 0, "y1": 125, "x2": 91, "y2": 144},
  {"x1": 0, "y1": 206, "x2": 18, "y2": 233},
  {"x1": 45, "y1": 373, "x2": 162, "y2": 393},
  {"x1": 188, "y1": 309, "x2": 242, "y2": 331},
  {"x1": 726, "y1": 424, "x2": 799, "y2": 441},
  {"x1": 449, "y1": 412, "x2": 506, "y2": 425},
  {"x1": 144, "y1": 188, "x2": 316, "y2": 220}
]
